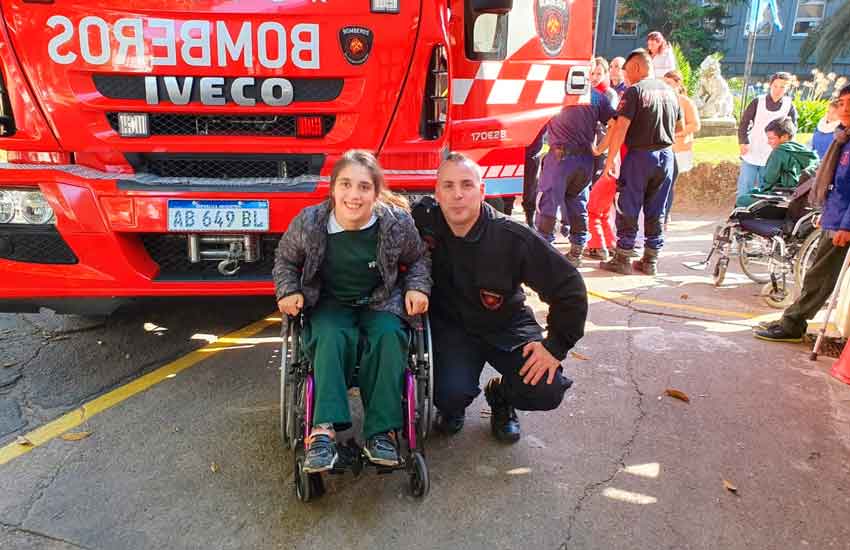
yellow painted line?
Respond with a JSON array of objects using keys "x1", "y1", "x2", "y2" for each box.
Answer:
[
  {"x1": 587, "y1": 289, "x2": 754, "y2": 319},
  {"x1": 0, "y1": 315, "x2": 278, "y2": 467}
]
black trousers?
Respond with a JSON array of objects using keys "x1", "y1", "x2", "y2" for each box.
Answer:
[
  {"x1": 431, "y1": 314, "x2": 573, "y2": 417},
  {"x1": 521, "y1": 130, "x2": 546, "y2": 224}
]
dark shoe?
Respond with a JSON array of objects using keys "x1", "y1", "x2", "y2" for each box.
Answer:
[
  {"x1": 484, "y1": 377, "x2": 521, "y2": 443},
  {"x1": 566, "y1": 245, "x2": 584, "y2": 268},
  {"x1": 633, "y1": 248, "x2": 659, "y2": 276},
  {"x1": 754, "y1": 324, "x2": 803, "y2": 343},
  {"x1": 434, "y1": 411, "x2": 465, "y2": 435},
  {"x1": 584, "y1": 247, "x2": 610, "y2": 262},
  {"x1": 364, "y1": 432, "x2": 400, "y2": 466},
  {"x1": 303, "y1": 433, "x2": 338, "y2": 473},
  {"x1": 599, "y1": 247, "x2": 634, "y2": 275}
]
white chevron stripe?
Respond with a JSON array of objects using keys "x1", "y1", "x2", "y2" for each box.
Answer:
[
  {"x1": 536, "y1": 80, "x2": 565, "y2": 104},
  {"x1": 487, "y1": 80, "x2": 525, "y2": 104},
  {"x1": 452, "y1": 79, "x2": 474, "y2": 105}
]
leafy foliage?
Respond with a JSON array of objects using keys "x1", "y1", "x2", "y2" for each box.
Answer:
[
  {"x1": 672, "y1": 44, "x2": 698, "y2": 98},
  {"x1": 793, "y1": 99, "x2": 828, "y2": 134},
  {"x1": 800, "y1": 1, "x2": 850, "y2": 69},
  {"x1": 621, "y1": 0, "x2": 740, "y2": 67}
]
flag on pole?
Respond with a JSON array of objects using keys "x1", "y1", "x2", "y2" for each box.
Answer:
[{"x1": 745, "y1": 0, "x2": 783, "y2": 35}]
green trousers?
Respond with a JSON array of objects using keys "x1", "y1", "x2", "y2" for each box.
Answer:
[
  {"x1": 304, "y1": 299, "x2": 407, "y2": 439},
  {"x1": 782, "y1": 232, "x2": 850, "y2": 336}
]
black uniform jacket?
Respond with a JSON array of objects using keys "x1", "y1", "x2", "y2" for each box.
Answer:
[{"x1": 412, "y1": 198, "x2": 587, "y2": 361}]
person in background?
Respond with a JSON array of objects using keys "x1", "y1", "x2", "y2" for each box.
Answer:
[
  {"x1": 755, "y1": 86, "x2": 850, "y2": 343},
  {"x1": 662, "y1": 70, "x2": 701, "y2": 225},
  {"x1": 521, "y1": 127, "x2": 546, "y2": 227},
  {"x1": 736, "y1": 117, "x2": 818, "y2": 207},
  {"x1": 737, "y1": 72, "x2": 798, "y2": 202},
  {"x1": 599, "y1": 49, "x2": 681, "y2": 276},
  {"x1": 646, "y1": 31, "x2": 676, "y2": 79},
  {"x1": 811, "y1": 98, "x2": 841, "y2": 160},
  {"x1": 590, "y1": 57, "x2": 619, "y2": 184},
  {"x1": 609, "y1": 56, "x2": 627, "y2": 97}
]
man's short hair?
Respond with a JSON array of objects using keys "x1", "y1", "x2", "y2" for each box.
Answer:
[
  {"x1": 593, "y1": 57, "x2": 609, "y2": 73},
  {"x1": 611, "y1": 56, "x2": 626, "y2": 67},
  {"x1": 769, "y1": 71, "x2": 793, "y2": 84},
  {"x1": 625, "y1": 48, "x2": 651, "y2": 67},
  {"x1": 765, "y1": 116, "x2": 797, "y2": 139},
  {"x1": 839, "y1": 84, "x2": 850, "y2": 98},
  {"x1": 439, "y1": 152, "x2": 484, "y2": 181}
]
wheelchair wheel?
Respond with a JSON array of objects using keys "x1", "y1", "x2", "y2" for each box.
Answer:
[
  {"x1": 294, "y1": 446, "x2": 325, "y2": 503},
  {"x1": 416, "y1": 316, "x2": 435, "y2": 444},
  {"x1": 738, "y1": 234, "x2": 772, "y2": 284},
  {"x1": 794, "y1": 229, "x2": 821, "y2": 289},
  {"x1": 280, "y1": 317, "x2": 301, "y2": 449},
  {"x1": 712, "y1": 256, "x2": 729, "y2": 287},
  {"x1": 761, "y1": 281, "x2": 794, "y2": 309},
  {"x1": 408, "y1": 451, "x2": 430, "y2": 498}
]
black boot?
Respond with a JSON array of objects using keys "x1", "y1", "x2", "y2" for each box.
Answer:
[
  {"x1": 599, "y1": 247, "x2": 634, "y2": 275},
  {"x1": 566, "y1": 245, "x2": 584, "y2": 267},
  {"x1": 634, "y1": 247, "x2": 659, "y2": 276},
  {"x1": 484, "y1": 377, "x2": 521, "y2": 443}
]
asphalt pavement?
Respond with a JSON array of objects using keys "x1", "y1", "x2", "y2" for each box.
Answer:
[{"x1": 1, "y1": 215, "x2": 849, "y2": 550}]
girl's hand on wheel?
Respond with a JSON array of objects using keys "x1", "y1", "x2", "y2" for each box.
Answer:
[
  {"x1": 277, "y1": 293, "x2": 304, "y2": 316},
  {"x1": 405, "y1": 290, "x2": 429, "y2": 315}
]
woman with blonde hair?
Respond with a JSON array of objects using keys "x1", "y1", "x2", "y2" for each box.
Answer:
[
  {"x1": 273, "y1": 150, "x2": 431, "y2": 473},
  {"x1": 662, "y1": 70, "x2": 701, "y2": 223}
]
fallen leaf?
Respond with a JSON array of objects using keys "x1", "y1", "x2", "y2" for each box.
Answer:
[
  {"x1": 665, "y1": 388, "x2": 690, "y2": 403},
  {"x1": 570, "y1": 351, "x2": 590, "y2": 361},
  {"x1": 15, "y1": 436, "x2": 33, "y2": 446},
  {"x1": 49, "y1": 335, "x2": 71, "y2": 342},
  {"x1": 2, "y1": 362, "x2": 16, "y2": 369},
  {"x1": 680, "y1": 293, "x2": 689, "y2": 300},
  {"x1": 60, "y1": 431, "x2": 92, "y2": 442},
  {"x1": 210, "y1": 462, "x2": 220, "y2": 473},
  {"x1": 722, "y1": 479, "x2": 738, "y2": 493}
]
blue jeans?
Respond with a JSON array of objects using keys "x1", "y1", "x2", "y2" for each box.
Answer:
[
  {"x1": 536, "y1": 152, "x2": 593, "y2": 246},
  {"x1": 736, "y1": 160, "x2": 765, "y2": 202},
  {"x1": 614, "y1": 148, "x2": 675, "y2": 251}
]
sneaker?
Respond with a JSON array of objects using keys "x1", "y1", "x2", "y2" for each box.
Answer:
[
  {"x1": 484, "y1": 377, "x2": 521, "y2": 443},
  {"x1": 364, "y1": 432, "x2": 400, "y2": 467},
  {"x1": 303, "y1": 433, "x2": 338, "y2": 473},
  {"x1": 434, "y1": 411, "x2": 465, "y2": 435},
  {"x1": 753, "y1": 323, "x2": 803, "y2": 343},
  {"x1": 566, "y1": 246, "x2": 584, "y2": 268}
]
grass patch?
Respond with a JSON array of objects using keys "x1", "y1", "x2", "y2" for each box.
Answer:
[{"x1": 694, "y1": 133, "x2": 813, "y2": 165}]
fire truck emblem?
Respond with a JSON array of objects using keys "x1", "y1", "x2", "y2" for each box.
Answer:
[
  {"x1": 339, "y1": 26, "x2": 373, "y2": 65},
  {"x1": 534, "y1": 0, "x2": 570, "y2": 57}
]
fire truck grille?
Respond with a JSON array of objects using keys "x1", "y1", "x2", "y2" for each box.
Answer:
[
  {"x1": 106, "y1": 113, "x2": 335, "y2": 138},
  {"x1": 93, "y1": 75, "x2": 344, "y2": 103},
  {"x1": 124, "y1": 153, "x2": 324, "y2": 179},
  {"x1": 0, "y1": 227, "x2": 78, "y2": 265},
  {"x1": 141, "y1": 233, "x2": 281, "y2": 281}
]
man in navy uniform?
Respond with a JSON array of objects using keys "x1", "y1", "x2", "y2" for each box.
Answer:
[
  {"x1": 599, "y1": 48, "x2": 682, "y2": 275},
  {"x1": 413, "y1": 153, "x2": 587, "y2": 442}
]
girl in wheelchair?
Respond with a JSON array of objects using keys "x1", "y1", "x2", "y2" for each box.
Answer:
[{"x1": 272, "y1": 150, "x2": 431, "y2": 473}]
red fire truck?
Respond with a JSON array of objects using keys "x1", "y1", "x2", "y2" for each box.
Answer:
[{"x1": 0, "y1": 0, "x2": 592, "y2": 313}]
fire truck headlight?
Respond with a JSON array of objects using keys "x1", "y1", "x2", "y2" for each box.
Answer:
[
  {"x1": 0, "y1": 191, "x2": 15, "y2": 224},
  {"x1": 371, "y1": 0, "x2": 399, "y2": 13},
  {"x1": 20, "y1": 191, "x2": 55, "y2": 225}
]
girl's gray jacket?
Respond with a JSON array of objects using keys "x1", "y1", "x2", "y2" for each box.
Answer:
[{"x1": 272, "y1": 200, "x2": 432, "y2": 322}]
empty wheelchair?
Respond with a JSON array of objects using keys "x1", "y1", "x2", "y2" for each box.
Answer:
[
  {"x1": 694, "y1": 190, "x2": 820, "y2": 308},
  {"x1": 278, "y1": 312, "x2": 434, "y2": 502}
]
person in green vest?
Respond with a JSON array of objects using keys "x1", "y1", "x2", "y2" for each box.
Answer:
[
  {"x1": 736, "y1": 117, "x2": 819, "y2": 207},
  {"x1": 273, "y1": 150, "x2": 432, "y2": 473}
]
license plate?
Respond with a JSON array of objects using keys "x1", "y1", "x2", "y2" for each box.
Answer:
[{"x1": 167, "y1": 200, "x2": 269, "y2": 232}]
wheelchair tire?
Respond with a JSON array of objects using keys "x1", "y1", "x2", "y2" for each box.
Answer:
[
  {"x1": 408, "y1": 451, "x2": 430, "y2": 498},
  {"x1": 294, "y1": 447, "x2": 325, "y2": 503},
  {"x1": 713, "y1": 257, "x2": 729, "y2": 287},
  {"x1": 794, "y1": 229, "x2": 821, "y2": 289},
  {"x1": 761, "y1": 282, "x2": 794, "y2": 309},
  {"x1": 416, "y1": 316, "x2": 435, "y2": 444},
  {"x1": 280, "y1": 318, "x2": 301, "y2": 450},
  {"x1": 738, "y1": 235, "x2": 772, "y2": 284}
]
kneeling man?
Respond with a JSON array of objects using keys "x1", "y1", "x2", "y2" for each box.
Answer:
[{"x1": 413, "y1": 153, "x2": 588, "y2": 442}]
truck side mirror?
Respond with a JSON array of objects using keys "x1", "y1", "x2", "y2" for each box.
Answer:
[{"x1": 470, "y1": 0, "x2": 513, "y2": 15}]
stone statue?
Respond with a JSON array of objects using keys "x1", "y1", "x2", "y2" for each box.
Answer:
[{"x1": 695, "y1": 55, "x2": 735, "y2": 120}]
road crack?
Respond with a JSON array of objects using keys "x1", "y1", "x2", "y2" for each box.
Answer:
[
  {"x1": 560, "y1": 289, "x2": 650, "y2": 549},
  {"x1": 1, "y1": 521, "x2": 92, "y2": 549}
]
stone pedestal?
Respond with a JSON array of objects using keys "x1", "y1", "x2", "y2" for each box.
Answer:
[{"x1": 696, "y1": 117, "x2": 737, "y2": 138}]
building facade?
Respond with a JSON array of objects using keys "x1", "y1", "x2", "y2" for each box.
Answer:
[{"x1": 594, "y1": 0, "x2": 850, "y2": 78}]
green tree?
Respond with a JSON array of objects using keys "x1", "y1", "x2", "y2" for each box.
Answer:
[
  {"x1": 800, "y1": 1, "x2": 850, "y2": 69},
  {"x1": 621, "y1": 0, "x2": 740, "y2": 67}
]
